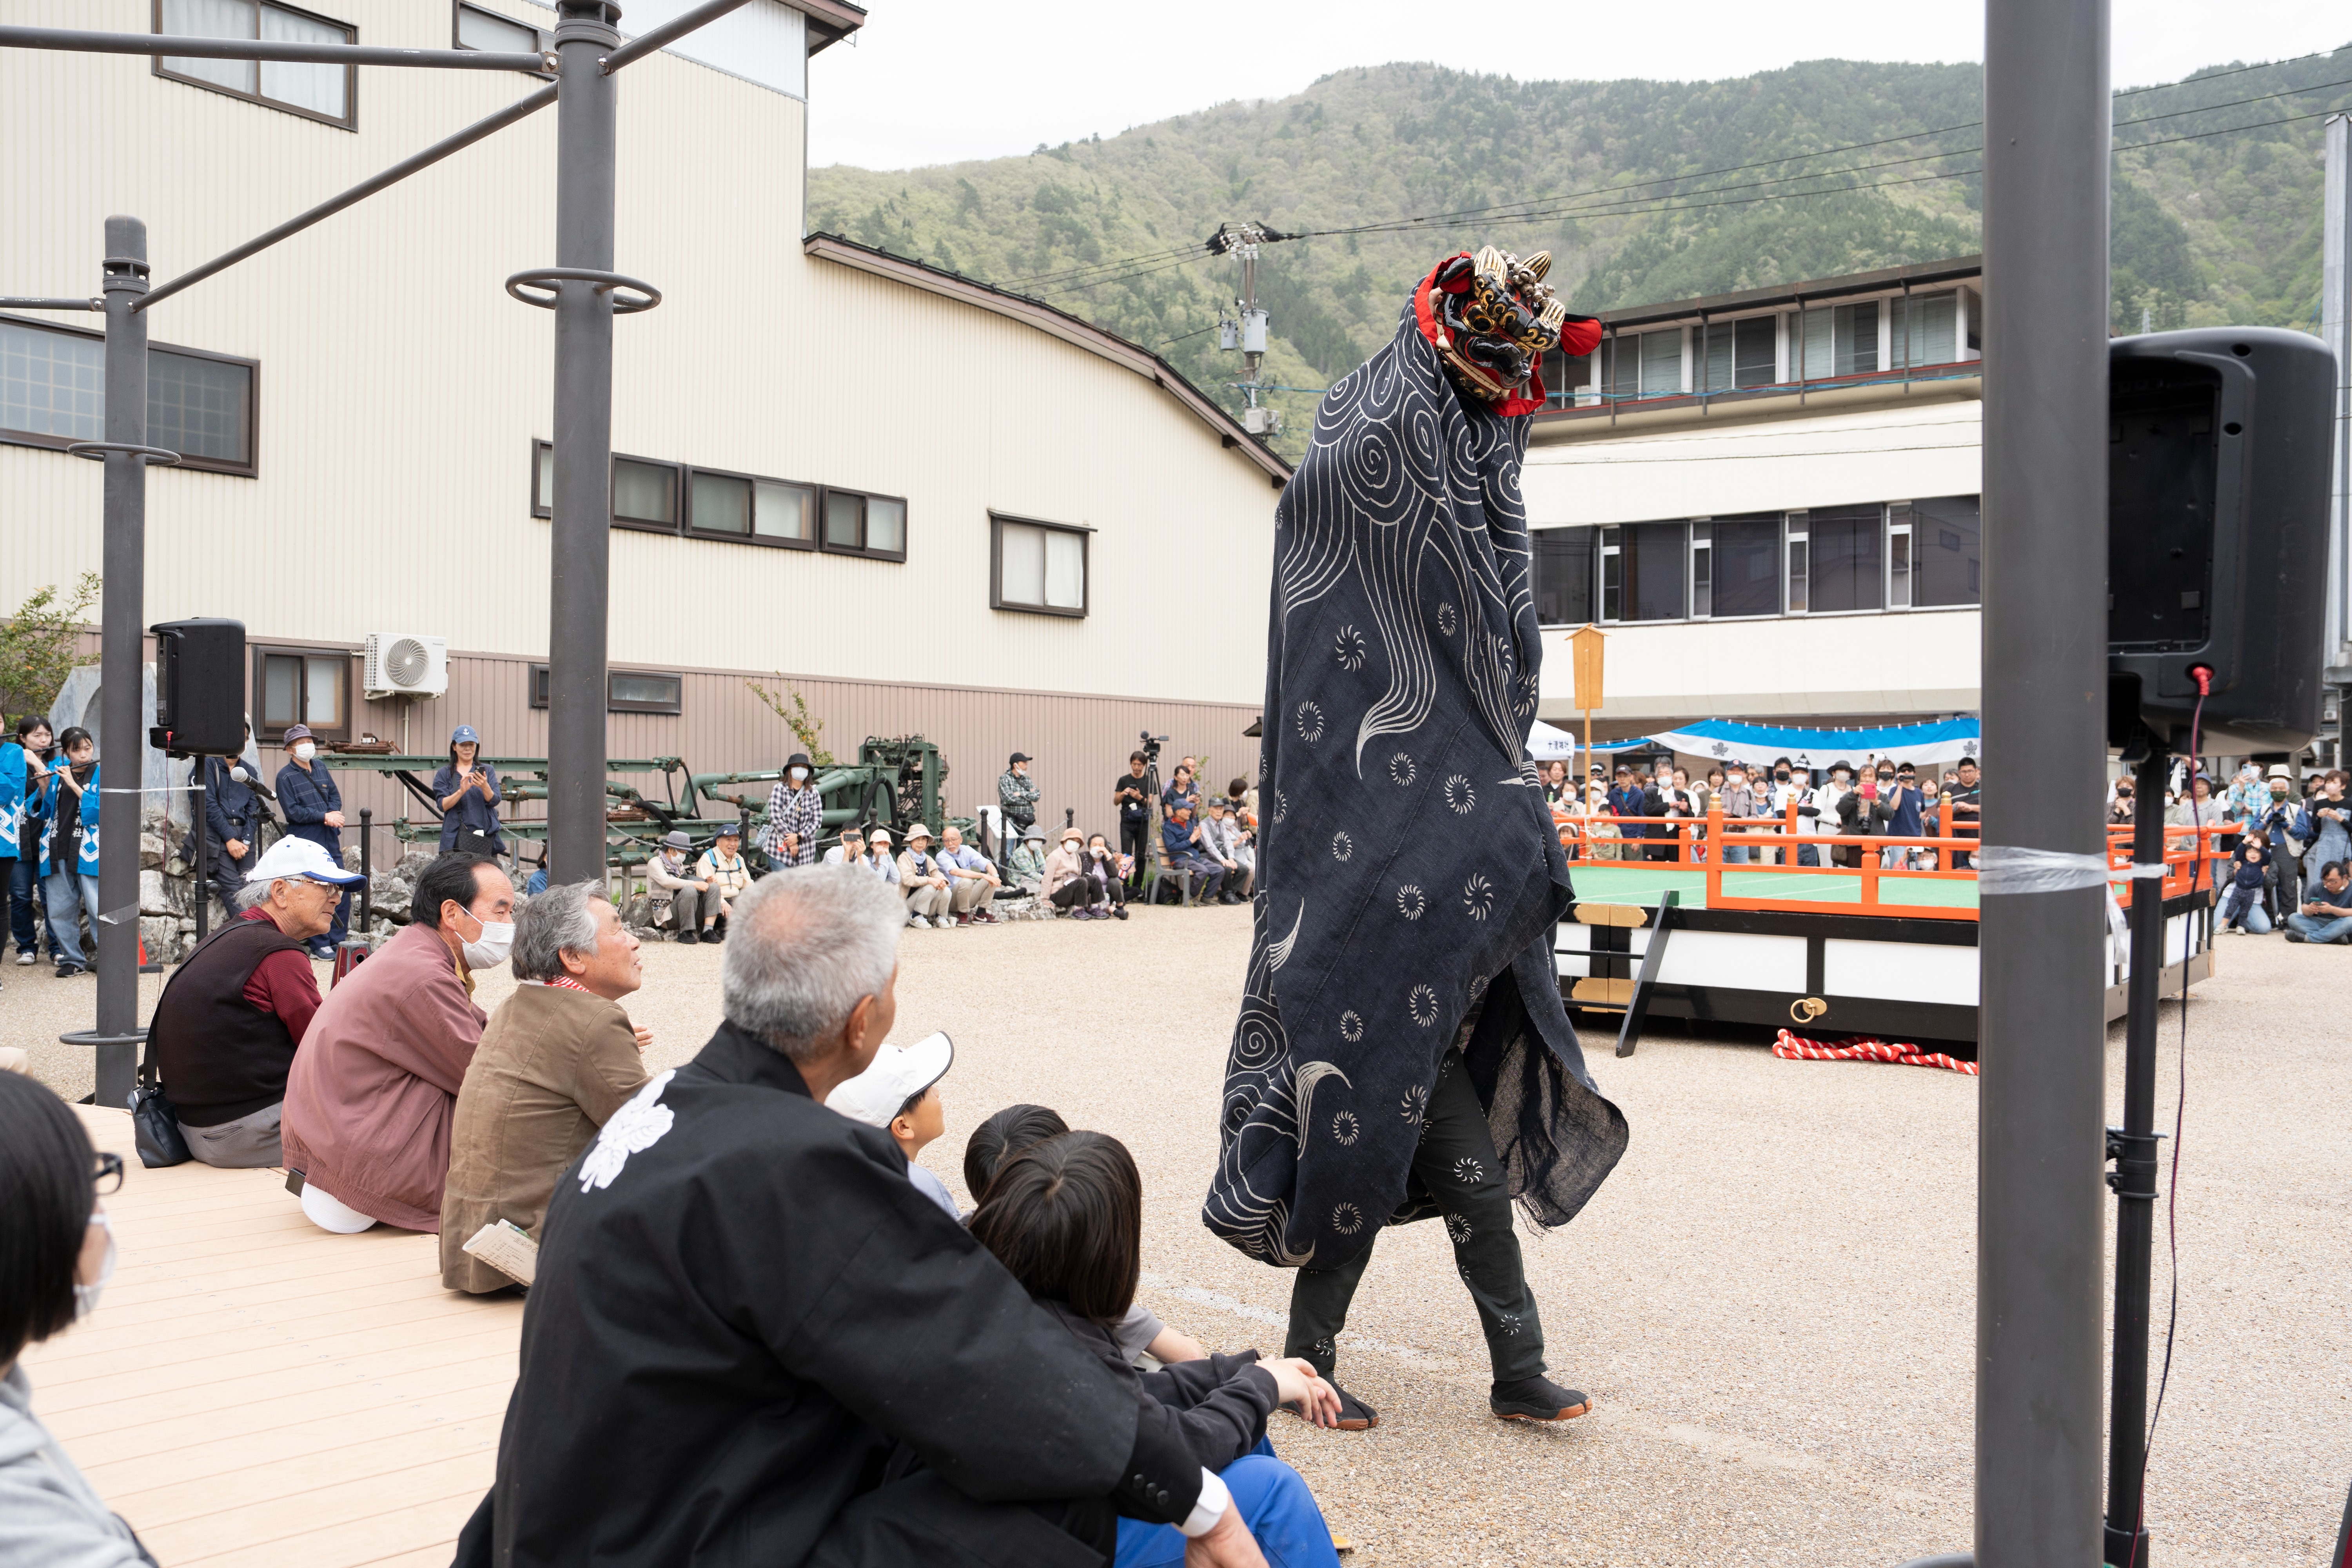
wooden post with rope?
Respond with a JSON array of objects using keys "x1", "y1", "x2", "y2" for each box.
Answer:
[{"x1": 1569, "y1": 624, "x2": 1605, "y2": 786}]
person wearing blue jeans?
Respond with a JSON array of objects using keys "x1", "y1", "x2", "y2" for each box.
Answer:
[
  {"x1": 1718, "y1": 765, "x2": 1757, "y2": 865},
  {"x1": 2217, "y1": 836, "x2": 2274, "y2": 934},
  {"x1": 38, "y1": 728, "x2": 102, "y2": 977},
  {"x1": 2283, "y1": 861, "x2": 2352, "y2": 944}
]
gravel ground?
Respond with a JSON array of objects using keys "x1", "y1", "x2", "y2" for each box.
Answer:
[{"x1": 6, "y1": 909, "x2": 2345, "y2": 1564}]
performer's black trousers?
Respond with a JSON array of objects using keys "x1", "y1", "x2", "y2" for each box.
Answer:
[
  {"x1": 1119, "y1": 818, "x2": 1150, "y2": 889},
  {"x1": 1285, "y1": 1047, "x2": 1546, "y2": 1384}
]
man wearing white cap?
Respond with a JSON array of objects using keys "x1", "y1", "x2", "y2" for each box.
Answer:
[
  {"x1": 826, "y1": 1031, "x2": 958, "y2": 1219},
  {"x1": 146, "y1": 838, "x2": 363, "y2": 1168}
]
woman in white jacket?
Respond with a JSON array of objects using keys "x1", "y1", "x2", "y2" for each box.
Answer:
[{"x1": 0, "y1": 1071, "x2": 152, "y2": 1566}]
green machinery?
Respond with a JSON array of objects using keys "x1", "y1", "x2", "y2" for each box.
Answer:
[{"x1": 311, "y1": 735, "x2": 959, "y2": 869}]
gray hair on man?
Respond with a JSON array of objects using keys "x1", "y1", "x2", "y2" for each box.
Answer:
[
  {"x1": 510, "y1": 880, "x2": 604, "y2": 984},
  {"x1": 721, "y1": 866, "x2": 902, "y2": 1062}
]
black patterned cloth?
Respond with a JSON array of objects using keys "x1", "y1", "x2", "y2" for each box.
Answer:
[{"x1": 1201, "y1": 301, "x2": 1629, "y2": 1270}]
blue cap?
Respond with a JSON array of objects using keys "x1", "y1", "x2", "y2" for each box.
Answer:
[{"x1": 451, "y1": 725, "x2": 480, "y2": 745}]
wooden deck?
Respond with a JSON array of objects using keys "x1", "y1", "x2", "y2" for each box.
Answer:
[{"x1": 21, "y1": 1107, "x2": 521, "y2": 1568}]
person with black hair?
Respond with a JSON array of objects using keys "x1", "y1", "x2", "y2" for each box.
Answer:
[
  {"x1": 970, "y1": 1131, "x2": 1346, "y2": 1568},
  {"x1": 7, "y1": 716, "x2": 58, "y2": 964},
  {"x1": 36, "y1": 727, "x2": 101, "y2": 978},
  {"x1": 459, "y1": 869, "x2": 1273, "y2": 1568},
  {"x1": 0, "y1": 1073, "x2": 155, "y2": 1566},
  {"x1": 964, "y1": 1104, "x2": 1207, "y2": 1366},
  {"x1": 1114, "y1": 753, "x2": 1153, "y2": 896},
  {"x1": 281, "y1": 853, "x2": 514, "y2": 1234},
  {"x1": 432, "y1": 726, "x2": 506, "y2": 859}
]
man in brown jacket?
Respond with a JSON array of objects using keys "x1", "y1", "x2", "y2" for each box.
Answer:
[
  {"x1": 443, "y1": 881, "x2": 650, "y2": 1292},
  {"x1": 281, "y1": 854, "x2": 513, "y2": 1233}
]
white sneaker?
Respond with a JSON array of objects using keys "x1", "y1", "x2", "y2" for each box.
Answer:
[
  {"x1": 13, "y1": 951, "x2": 31, "y2": 966},
  {"x1": 907, "y1": 914, "x2": 930, "y2": 928}
]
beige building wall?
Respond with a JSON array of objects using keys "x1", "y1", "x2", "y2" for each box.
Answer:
[{"x1": 2, "y1": 0, "x2": 1279, "y2": 817}]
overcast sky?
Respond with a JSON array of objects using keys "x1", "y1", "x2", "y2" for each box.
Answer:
[{"x1": 806, "y1": 1, "x2": 2349, "y2": 171}]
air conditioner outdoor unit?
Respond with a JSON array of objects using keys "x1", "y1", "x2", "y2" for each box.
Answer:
[{"x1": 363, "y1": 633, "x2": 449, "y2": 700}]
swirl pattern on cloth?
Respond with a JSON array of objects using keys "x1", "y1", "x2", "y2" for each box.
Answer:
[{"x1": 1203, "y1": 303, "x2": 1629, "y2": 1269}]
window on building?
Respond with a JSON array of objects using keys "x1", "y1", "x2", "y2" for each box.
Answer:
[
  {"x1": 1608, "y1": 521, "x2": 1685, "y2": 621},
  {"x1": 1808, "y1": 505, "x2": 1885, "y2": 613},
  {"x1": 1690, "y1": 522, "x2": 1711, "y2": 617},
  {"x1": 821, "y1": 488, "x2": 908, "y2": 561},
  {"x1": 685, "y1": 466, "x2": 818, "y2": 549},
  {"x1": 255, "y1": 646, "x2": 348, "y2": 742},
  {"x1": 1638, "y1": 329, "x2": 1683, "y2": 398},
  {"x1": 531, "y1": 439, "x2": 553, "y2": 517},
  {"x1": 0, "y1": 316, "x2": 257, "y2": 475},
  {"x1": 1533, "y1": 528, "x2": 1594, "y2": 625},
  {"x1": 1708, "y1": 514, "x2": 1783, "y2": 617},
  {"x1": 1910, "y1": 496, "x2": 1982, "y2": 606},
  {"x1": 1888, "y1": 511, "x2": 1913, "y2": 608},
  {"x1": 992, "y1": 514, "x2": 1089, "y2": 616},
  {"x1": 156, "y1": 0, "x2": 356, "y2": 129},
  {"x1": 612, "y1": 456, "x2": 677, "y2": 532},
  {"x1": 1800, "y1": 301, "x2": 1880, "y2": 379},
  {"x1": 528, "y1": 665, "x2": 684, "y2": 714},
  {"x1": 1786, "y1": 520, "x2": 1809, "y2": 615},
  {"x1": 454, "y1": 2, "x2": 540, "y2": 52},
  {"x1": 1696, "y1": 318, "x2": 1780, "y2": 394},
  {"x1": 1891, "y1": 292, "x2": 1958, "y2": 370},
  {"x1": 1599, "y1": 529, "x2": 1622, "y2": 621},
  {"x1": 1599, "y1": 336, "x2": 1637, "y2": 403}
]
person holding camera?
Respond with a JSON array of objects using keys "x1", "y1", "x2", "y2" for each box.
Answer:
[
  {"x1": 1114, "y1": 750, "x2": 1155, "y2": 897},
  {"x1": 433, "y1": 726, "x2": 506, "y2": 861}
]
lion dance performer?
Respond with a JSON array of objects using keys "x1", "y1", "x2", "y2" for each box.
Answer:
[{"x1": 1203, "y1": 247, "x2": 1625, "y2": 1430}]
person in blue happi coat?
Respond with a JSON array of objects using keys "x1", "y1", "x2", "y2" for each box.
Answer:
[
  {"x1": 275, "y1": 723, "x2": 349, "y2": 960},
  {"x1": 38, "y1": 727, "x2": 102, "y2": 978},
  {"x1": 431, "y1": 726, "x2": 505, "y2": 861}
]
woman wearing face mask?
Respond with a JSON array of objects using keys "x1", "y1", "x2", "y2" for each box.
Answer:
[
  {"x1": 0, "y1": 1072, "x2": 155, "y2": 1566},
  {"x1": 432, "y1": 726, "x2": 505, "y2": 860},
  {"x1": 762, "y1": 752, "x2": 824, "y2": 870},
  {"x1": 274, "y1": 723, "x2": 350, "y2": 961},
  {"x1": 37, "y1": 729, "x2": 102, "y2": 980},
  {"x1": 1082, "y1": 832, "x2": 1130, "y2": 920}
]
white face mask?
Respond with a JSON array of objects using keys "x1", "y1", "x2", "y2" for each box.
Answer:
[
  {"x1": 458, "y1": 907, "x2": 514, "y2": 970},
  {"x1": 76, "y1": 1210, "x2": 116, "y2": 1320},
  {"x1": 292, "y1": 742, "x2": 317, "y2": 762},
  {"x1": 788, "y1": 766, "x2": 809, "y2": 782}
]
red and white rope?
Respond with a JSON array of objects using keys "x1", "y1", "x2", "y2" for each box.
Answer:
[{"x1": 1772, "y1": 1029, "x2": 1979, "y2": 1076}]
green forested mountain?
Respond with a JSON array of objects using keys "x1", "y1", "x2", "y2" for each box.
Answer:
[{"x1": 809, "y1": 51, "x2": 2350, "y2": 459}]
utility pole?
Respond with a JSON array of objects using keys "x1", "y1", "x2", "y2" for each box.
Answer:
[
  {"x1": 1212, "y1": 221, "x2": 1279, "y2": 438},
  {"x1": 1977, "y1": 2, "x2": 2111, "y2": 1566}
]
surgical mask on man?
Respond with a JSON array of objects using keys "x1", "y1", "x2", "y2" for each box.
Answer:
[
  {"x1": 76, "y1": 1210, "x2": 117, "y2": 1320},
  {"x1": 292, "y1": 742, "x2": 317, "y2": 762},
  {"x1": 459, "y1": 907, "x2": 515, "y2": 970}
]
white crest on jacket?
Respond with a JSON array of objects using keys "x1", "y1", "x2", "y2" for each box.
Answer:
[{"x1": 578, "y1": 1070, "x2": 677, "y2": 1192}]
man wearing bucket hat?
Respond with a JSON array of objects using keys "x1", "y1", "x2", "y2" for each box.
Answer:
[
  {"x1": 896, "y1": 824, "x2": 953, "y2": 929},
  {"x1": 275, "y1": 723, "x2": 350, "y2": 960},
  {"x1": 433, "y1": 726, "x2": 506, "y2": 859},
  {"x1": 645, "y1": 831, "x2": 719, "y2": 944},
  {"x1": 147, "y1": 837, "x2": 364, "y2": 1168}
]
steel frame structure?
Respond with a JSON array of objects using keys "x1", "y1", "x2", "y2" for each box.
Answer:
[{"x1": 0, "y1": 0, "x2": 753, "y2": 1108}]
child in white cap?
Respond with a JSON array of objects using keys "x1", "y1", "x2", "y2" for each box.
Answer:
[{"x1": 823, "y1": 1031, "x2": 958, "y2": 1219}]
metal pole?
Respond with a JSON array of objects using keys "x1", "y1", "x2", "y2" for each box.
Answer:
[
  {"x1": 191, "y1": 762, "x2": 209, "y2": 945},
  {"x1": 2104, "y1": 744, "x2": 2167, "y2": 1568},
  {"x1": 94, "y1": 217, "x2": 150, "y2": 1109},
  {"x1": 0, "y1": 24, "x2": 543, "y2": 73},
  {"x1": 545, "y1": 2, "x2": 621, "y2": 883},
  {"x1": 358, "y1": 805, "x2": 374, "y2": 937},
  {"x1": 137, "y1": 83, "x2": 557, "y2": 314},
  {"x1": 1978, "y1": 3, "x2": 2111, "y2": 1566}
]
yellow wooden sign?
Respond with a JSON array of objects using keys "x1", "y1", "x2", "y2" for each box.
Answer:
[{"x1": 1569, "y1": 624, "x2": 1605, "y2": 712}]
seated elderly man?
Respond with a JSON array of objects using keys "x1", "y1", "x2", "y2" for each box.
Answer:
[
  {"x1": 455, "y1": 868, "x2": 1271, "y2": 1568},
  {"x1": 281, "y1": 854, "x2": 515, "y2": 1234},
  {"x1": 935, "y1": 822, "x2": 1001, "y2": 926},
  {"x1": 1198, "y1": 798, "x2": 1253, "y2": 905},
  {"x1": 147, "y1": 838, "x2": 362, "y2": 1168},
  {"x1": 442, "y1": 881, "x2": 650, "y2": 1293}
]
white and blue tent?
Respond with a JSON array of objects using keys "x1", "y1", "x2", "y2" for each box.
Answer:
[{"x1": 1526, "y1": 716, "x2": 1980, "y2": 769}]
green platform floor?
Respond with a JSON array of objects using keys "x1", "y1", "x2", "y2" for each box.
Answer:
[{"x1": 1568, "y1": 862, "x2": 1982, "y2": 912}]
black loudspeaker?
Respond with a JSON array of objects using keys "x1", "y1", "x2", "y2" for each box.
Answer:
[
  {"x1": 2107, "y1": 327, "x2": 2336, "y2": 753},
  {"x1": 150, "y1": 618, "x2": 247, "y2": 757}
]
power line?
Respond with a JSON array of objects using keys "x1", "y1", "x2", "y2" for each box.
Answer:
[{"x1": 1007, "y1": 50, "x2": 2351, "y2": 296}]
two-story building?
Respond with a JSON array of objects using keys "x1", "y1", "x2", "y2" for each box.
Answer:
[
  {"x1": 0, "y1": 0, "x2": 1287, "y2": 842},
  {"x1": 1521, "y1": 258, "x2": 1984, "y2": 744}
]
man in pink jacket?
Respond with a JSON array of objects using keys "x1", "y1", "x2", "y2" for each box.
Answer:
[{"x1": 282, "y1": 854, "x2": 516, "y2": 1233}]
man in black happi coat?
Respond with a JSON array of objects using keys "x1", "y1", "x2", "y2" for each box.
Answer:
[
  {"x1": 1203, "y1": 247, "x2": 1627, "y2": 1429},
  {"x1": 458, "y1": 868, "x2": 1270, "y2": 1568}
]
